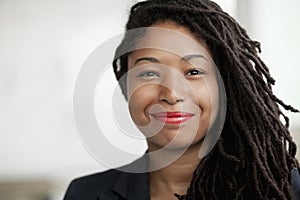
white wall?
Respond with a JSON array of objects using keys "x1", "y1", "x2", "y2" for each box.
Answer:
[
  {"x1": 240, "y1": 0, "x2": 300, "y2": 146},
  {"x1": 0, "y1": 0, "x2": 132, "y2": 185}
]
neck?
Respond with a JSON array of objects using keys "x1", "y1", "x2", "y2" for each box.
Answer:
[{"x1": 148, "y1": 145, "x2": 201, "y2": 199}]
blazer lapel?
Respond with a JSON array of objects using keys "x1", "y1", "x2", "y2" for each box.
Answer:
[
  {"x1": 97, "y1": 172, "x2": 149, "y2": 200},
  {"x1": 112, "y1": 171, "x2": 149, "y2": 200},
  {"x1": 98, "y1": 154, "x2": 150, "y2": 200},
  {"x1": 98, "y1": 193, "x2": 120, "y2": 200}
]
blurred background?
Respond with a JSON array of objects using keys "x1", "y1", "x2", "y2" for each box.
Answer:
[{"x1": 0, "y1": 0, "x2": 299, "y2": 199}]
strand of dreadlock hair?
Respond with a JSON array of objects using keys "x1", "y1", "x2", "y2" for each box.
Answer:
[{"x1": 113, "y1": 0, "x2": 299, "y2": 199}]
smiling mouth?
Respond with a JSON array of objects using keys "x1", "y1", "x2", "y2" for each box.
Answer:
[{"x1": 150, "y1": 112, "x2": 194, "y2": 124}]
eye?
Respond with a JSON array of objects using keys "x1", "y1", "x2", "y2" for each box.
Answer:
[
  {"x1": 138, "y1": 71, "x2": 160, "y2": 78},
  {"x1": 186, "y1": 69, "x2": 205, "y2": 76}
]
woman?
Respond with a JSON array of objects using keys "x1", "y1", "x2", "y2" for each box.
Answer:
[{"x1": 64, "y1": 0, "x2": 300, "y2": 199}]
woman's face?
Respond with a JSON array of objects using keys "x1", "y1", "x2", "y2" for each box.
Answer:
[{"x1": 126, "y1": 21, "x2": 219, "y2": 151}]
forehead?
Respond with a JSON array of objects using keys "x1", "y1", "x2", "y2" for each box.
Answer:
[{"x1": 131, "y1": 21, "x2": 212, "y2": 61}]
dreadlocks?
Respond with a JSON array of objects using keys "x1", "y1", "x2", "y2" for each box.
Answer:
[{"x1": 112, "y1": 0, "x2": 299, "y2": 199}]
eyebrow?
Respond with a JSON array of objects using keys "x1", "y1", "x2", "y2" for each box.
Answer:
[
  {"x1": 134, "y1": 57, "x2": 159, "y2": 65},
  {"x1": 134, "y1": 54, "x2": 208, "y2": 65},
  {"x1": 182, "y1": 54, "x2": 208, "y2": 61}
]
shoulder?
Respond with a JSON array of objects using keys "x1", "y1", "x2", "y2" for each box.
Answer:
[
  {"x1": 63, "y1": 154, "x2": 149, "y2": 200},
  {"x1": 63, "y1": 169, "x2": 122, "y2": 200},
  {"x1": 71, "y1": 168, "x2": 122, "y2": 187}
]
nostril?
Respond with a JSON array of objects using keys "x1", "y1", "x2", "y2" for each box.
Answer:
[
  {"x1": 158, "y1": 85, "x2": 185, "y2": 105},
  {"x1": 159, "y1": 96, "x2": 183, "y2": 105}
]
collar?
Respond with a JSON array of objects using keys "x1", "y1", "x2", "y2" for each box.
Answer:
[
  {"x1": 112, "y1": 171, "x2": 149, "y2": 200},
  {"x1": 98, "y1": 154, "x2": 150, "y2": 200}
]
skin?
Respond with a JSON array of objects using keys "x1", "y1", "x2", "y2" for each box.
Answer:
[{"x1": 126, "y1": 21, "x2": 219, "y2": 199}]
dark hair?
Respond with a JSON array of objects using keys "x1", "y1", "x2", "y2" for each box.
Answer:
[{"x1": 112, "y1": 0, "x2": 299, "y2": 199}]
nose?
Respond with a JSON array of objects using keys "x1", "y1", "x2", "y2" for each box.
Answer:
[
  {"x1": 158, "y1": 72, "x2": 186, "y2": 105},
  {"x1": 159, "y1": 89, "x2": 183, "y2": 104}
]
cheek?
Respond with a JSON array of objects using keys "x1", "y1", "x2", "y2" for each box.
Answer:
[
  {"x1": 128, "y1": 85, "x2": 158, "y2": 126},
  {"x1": 191, "y1": 81, "x2": 214, "y2": 106},
  {"x1": 207, "y1": 77, "x2": 220, "y2": 119},
  {"x1": 192, "y1": 77, "x2": 219, "y2": 120}
]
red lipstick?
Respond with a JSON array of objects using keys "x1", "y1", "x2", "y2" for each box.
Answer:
[{"x1": 151, "y1": 112, "x2": 194, "y2": 124}]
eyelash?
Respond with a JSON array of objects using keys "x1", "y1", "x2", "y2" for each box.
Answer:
[
  {"x1": 138, "y1": 71, "x2": 160, "y2": 77},
  {"x1": 186, "y1": 69, "x2": 206, "y2": 76}
]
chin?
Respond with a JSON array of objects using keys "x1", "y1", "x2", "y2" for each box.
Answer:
[{"x1": 147, "y1": 135, "x2": 204, "y2": 152}]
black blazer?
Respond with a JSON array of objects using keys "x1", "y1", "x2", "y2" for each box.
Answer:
[
  {"x1": 64, "y1": 155, "x2": 150, "y2": 200},
  {"x1": 64, "y1": 159, "x2": 300, "y2": 200},
  {"x1": 63, "y1": 168, "x2": 149, "y2": 200}
]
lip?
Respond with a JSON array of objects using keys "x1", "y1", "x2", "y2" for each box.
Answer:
[{"x1": 150, "y1": 112, "x2": 194, "y2": 124}]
